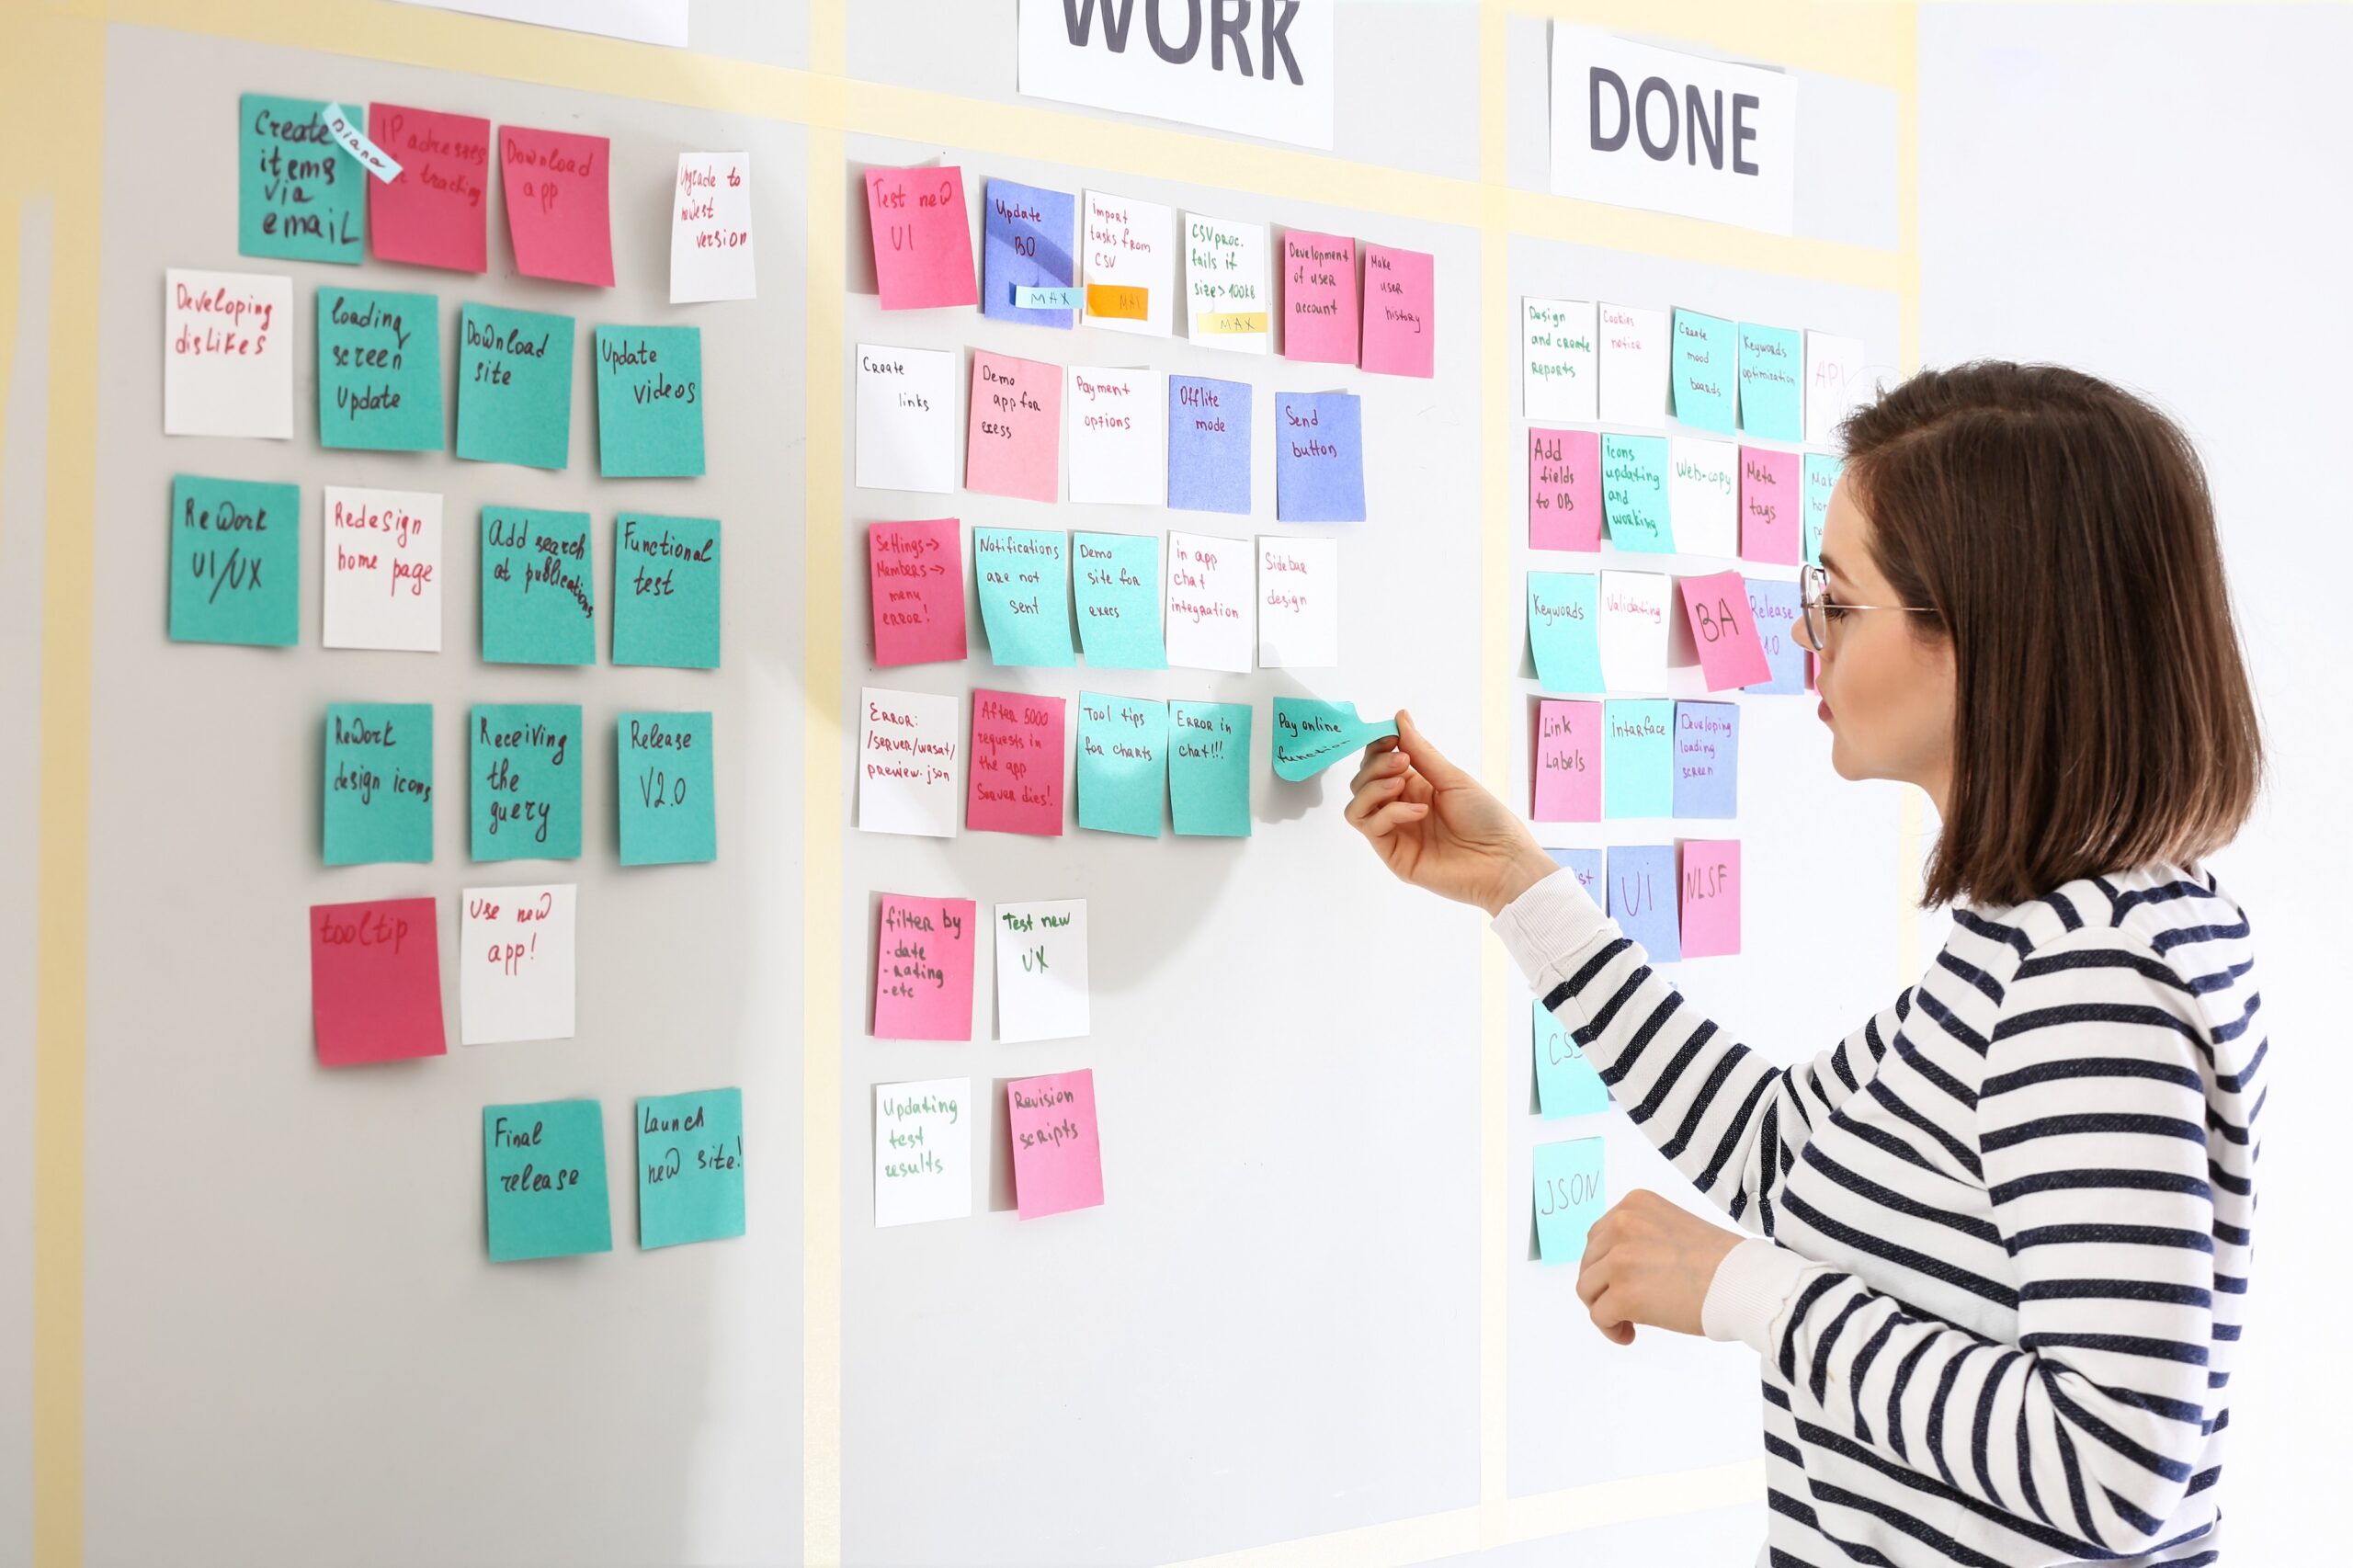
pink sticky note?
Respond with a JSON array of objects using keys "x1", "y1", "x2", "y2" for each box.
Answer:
[
  {"x1": 873, "y1": 894, "x2": 977, "y2": 1040},
  {"x1": 868, "y1": 518, "x2": 968, "y2": 667},
  {"x1": 1529, "y1": 427, "x2": 1602, "y2": 551},
  {"x1": 499, "y1": 125, "x2": 613, "y2": 286},
  {"x1": 1281, "y1": 229, "x2": 1358, "y2": 363},
  {"x1": 968, "y1": 689, "x2": 1066, "y2": 835},
  {"x1": 1679, "y1": 839, "x2": 1743, "y2": 958},
  {"x1": 1739, "y1": 447, "x2": 1802, "y2": 563},
  {"x1": 1679, "y1": 570, "x2": 1773, "y2": 690},
  {"x1": 368, "y1": 103, "x2": 491, "y2": 273},
  {"x1": 311, "y1": 897, "x2": 447, "y2": 1067},
  {"x1": 1359, "y1": 244, "x2": 1435, "y2": 377},
  {"x1": 1008, "y1": 1068, "x2": 1104, "y2": 1219},
  {"x1": 1533, "y1": 699, "x2": 1603, "y2": 823},
  {"x1": 965, "y1": 351, "x2": 1062, "y2": 503},
  {"x1": 865, "y1": 165, "x2": 980, "y2": 310}
]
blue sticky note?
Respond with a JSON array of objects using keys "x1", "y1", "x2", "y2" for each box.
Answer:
[
  {"x1": 1738, "y1": 322, "x2": 1805, "y2": 441},
  {"x1": 1671, "y1": 308, "x2": 1736, "y2": 433},
  {"x1": 973, "y1": 528, "x2": 1075, "y2": 667},
  {"x1": 983, "y1": 178, "x2": 1079, "y2": 328},
  {"x1": 1169, "y1": 699, "x2": 1252, "y2": 837},
  {"x1": 1168, "y1": 375, "x2": 1252, "y2": 515},
  {"x1": 1274, "y1": 392, "x2": 1365, "y2": 522},
  {"x1": 1076, "y1": 691, "x2": 1168, "y2": 836},
  {"x1": 613, "y1": 514, "x2": 721, "y2": 669},
  {"x1": 482, "y1": 507, "x2": 594, "y2": 665},
  {"x1": 1533, "y1": 1136, "x2": 1606, "y2": 1264},
  {"x1": 1674, "y1": 701, "x2": 1739, "y2": 819},
  {"x1": 618, "y1": 710, "x2": 716, "y2": 867},
  {"x1": 1600, "y1": 435, "x2": 1673, "y2": 552},
  {"x1": 239, "y1": 94, "x2": 363, "y2": 264},
  {"x1": 484, "y1": 1099, "x2": 612, "y2": 1263},
  {"x1": 1602, "y1": 698, "x2": 1674, "y2": 818},
  {"x1": 1547, "y1": 846, "x2": 1603, "y2": 902},
  {"x1": 317, "y1": 287, "x2": 444, "y2": 451},
  {"x1": 1744, "y1": 577, "x2": 1808, "y2": 695},
  {"x1": 1528, "y1": 572, "x2": 1603, "y2": 694},
  {"x1": 638, "y1": 1087, "x2": 745, "y2": 1248},
  {"x1": 1535, "y1": 1000, "x2": 1609, "y2": 1119},
  {"x1": 458, "y1": 303, "x2": 575, "y2": 471},
  {"x1": 1802, "y1": 453, "x2": 1842, "y2": 566},
  {"x1": 471, "y1": 703, "x2": 582, "y2": 861},
  {"x1": 596, "y1": 325, "x2": 705, "y2": 478},
  {"x1": 168, "y1": 474, "x2": 301, "y2": 647},
  {"x1": 324, "y1": 702, "x2": 434, "y2": 866},
  {"x1": 1608, "y1": 845, "x2": 1681, "y2": 961},
  {"x1": 1072, "y1": 531, "x2": 1165, "y2": 668},
  {"x1": 1270, "y1": 698, "x2": 1396, "y2": 781}
]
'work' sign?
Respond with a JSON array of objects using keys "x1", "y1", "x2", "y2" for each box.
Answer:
[{"x1": 1018, "y1": 0, "x2": 1335, "y2": 152}]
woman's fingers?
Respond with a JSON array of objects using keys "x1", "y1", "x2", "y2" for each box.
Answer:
[
  {"x1": 1344, "y1": 772, "x2": 1409, "y2": 825},
  {"x1": 1348, "y1": 744, "x2": 1410, "y2": 795},
  {"x1": 1355, "y1": 800, "x2": 1430, "y2": 842}
]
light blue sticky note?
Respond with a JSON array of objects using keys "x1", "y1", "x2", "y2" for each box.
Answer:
[
  {"x1": 1802, "y1": 453, "x2": 1842, "y2": 567},
  {"x1": 1608, "y1": 844, "x2": 1681, "y2": 961},
  {"x1": 1600, "y1": 435, "x2": 1673, "y2": 552},
  {"x1": 1744, "y1": 577, "x2": 1808, "y2": 695},
  {"x1": 1535, "y1": 1000, "x2": 1609, "y2": 1119},
  {"x1": 1738, "y1": 322, "x2": 1805, "y2": 441},
  {"x1": 168, "y1": 474, "x2": 301, "y2": 647},
  {"x1": 482, "y1": 507, "x2": 594, "y2": 666},
  {"x1": 484, "y1": 1099, "x2": 612, "y2": 1263},
  {"x1": 1169, "y1": 699, "x2": 1252, "y2": 837},
  {"x1": 316, "y1": 286, "x2": 444, "y2": 451},
  {"x1": 471, "y1": 703, "x2": 582, "y2": 861},
  {"x1": 1274, "y1": 391, "x2": 1365, "y2": 522},
  {"x1": 596, "y1": 325, "x2": 705, "y2": 478},
  {"x1": 638, "y1": 1087, "x2": 745, "y2": 1248},
  {"x1": 324, "y1": 702, "x2": 433, "y2": 866},
  {"x1": 1533, "y1": 1136, "x2": 1606, "y2": 1264},
  {"x1": 1072, "y1": 531, "x2": 1165, "y2": 668},
  {"x1": 1528, "y1": 572, "x2": 1603, "y2": 694},
  {"x1": 458, "y1": 303, "x2": 575, "y2": 471},
  {"x1": 1168, "y1": 375, "x2": 1252, "y2": 515},
  {"x1": 613, "y1": 514, "x2": 721, "y2": 669},
  {"x1": 1602, "y1": 698, "x2": 1674, "y2": 818},
  {"x1": 1270, "y1": 698, "x2": 1396, "y2": 781},
  {"x1": 1547, "y1": 846, "x2": 1604, "y2": 904},
  {"x1": 983, "y1": 179, "x2": 1079, "y2": 328},
  {"x1": 973, "y1": 528, "x2": 1076, "y2": 667},
  {"x1": 1016, "y1": 286, "x2": 1084, "y2": 310},
  {"x1": 1674, "y1": 701, "x2": 1739, "y2": 819},
  {"x1": 239, "y1": 94, "x2": 363, "y2": 264},
  {"x1": 1671, "y1": 308, "x2": 1736, "y2": 433},
  {"x1": 618, "y1": 710, "x2": 716, "y2": 867},
  {"x1": 1076, "y1": 691, "x2": 1168, "y2": 836}
]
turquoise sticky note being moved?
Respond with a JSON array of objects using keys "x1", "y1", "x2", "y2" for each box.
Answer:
[
  {"x1": 323, "y1": 702, "x2": 433, "y2": 866},
  {"x1": 1076, "y1": 692, "x2": 1168, "y2": 836},
  {"x1": 1534, "y1": 1000, "x2": 1609, "y2": 1118},
  {"x1": 317, "y1": 286, "x2": 445, "y2": 452},
  {"x1": 458, "y1": 303, "x2": 575, "y2": 471},
  {"x1": 973, "y1": 527, "x2": 1075, "y2": 667},
  {"x1": 596, "y1": 325, "x2": 705, "y2": 478},
  {"x1": 168, "y1": 474, "x2": 301, "y2": 647},
  {"x1": 619, "y1": 711, "x2": 717, "y2": 866},
  {"x1": 1270, "y1": 698, "x2": 1396, "y2": 781},
  {"x1": 484, "y1": 1098, "x2": 612, "y2": 1263},
  {"x1": 1532, "y1": 1136, "x2": 1605, "y2": 1264},
  {"x1": 637, "y1": 1086, "x2": 745, "y2": 1249},
  {"x1": 1527, "y1": 572, "x2": 1603, "y2": 694},
  {"x1": 1169, "y1": 699, "x2": 1251, "y2": 836}
]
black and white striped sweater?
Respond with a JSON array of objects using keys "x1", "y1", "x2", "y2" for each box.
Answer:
[{"x1": 1493, "y1": 860, "x2": 2259, "y2": 1567}]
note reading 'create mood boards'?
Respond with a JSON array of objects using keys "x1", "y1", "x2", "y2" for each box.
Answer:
[
  {"x1": 238, "y1": 95, "x2": 363, "y2": 265},
  {"x1": 1523, "y1": 298, "x2": 1597, "y2": 423},
  {"x1": 966, "y1": 351, "x2": 1061, "y2": 503},
  {"x1": 876, "y1": 1078, "x2": 972, "y2": 1227},
  {"x1": 596, "y1": 325, "x2": 703, "y2": 477},
  {"x1": 874, "y1": 895, "x2": 976, "y2": 1040},
  {"x1": 1533, "y1": 1137, "x2": 1605, "y2": 1263},
  {"x1": 614, "y1": 514, "x2": 720, "y2": 669},
  {"x1": 1008, "y1": 1069, "x2": 1104, "y2": 1219},
  {"x1": 323, "y1": 487, "x2": 442, "y2": 653},
  {"x1": 974, "y1": 528, "x2": 1074, "y2": 667},
  {"x1": 1168, "y1": 375, "x2": 1251, "y2": 514},
  {"x1": 1072, "y1": 532, "x2": 1165, "y2": 669},
  {"x1": 868, "y1": 518, "x2": 966, "y2": 666},
  {"x1": 368, "y1": 102, "x2": 491, "y2": 272},
  {"x1": 472, "y1": 703, "x2": 583, "y2": 860},
  {"x1": 324, "y1": 702, "x2": 434, "y2": 866},
  {"x1": 1670, "y1": 307, "x2": 1735, "y2": 433},
  {"x1": 1185, "y1": 213, "x2": 1270, "y2": 351},
  {"x1": 500, "y1": 125, "x2": 612, "y2": 286},
  {"x1": 865, "y1": 164, "x2": 979, "y2": 310},
  {"x1": 458, "y1": 303, "x2": 574, "y2": 469},
  {"x1": 311, "y1": 896, "x2": 446, "y2": 1066},
  {"x1": 1529, "y1": 428, "x2": 1600, "y2": 551},
  {"x1": 969, "y1": 690, "x2": 1066, "y2": 835},
  {"x1": 1270, "y1": 699, "x2": 1395, "y2": 781},
  {"x1": 996, "y1": 901, "x2": 1089, "y2": 1042},
  {"x1": 165, "y1": 269, "x2": 293, "y2": 439},
  {"x1": 983, "y1": 178, "x2": 1078, "y2": 328},
  {"x1": 856, "y1": 345, "x2": 957, "y2": 493},
  {"x1": 638, "y1": 1087, "x2": 745, "y2": 1249},
  {"x1": 858, "y1": 687, "x2": 961, "y2": 837},
  {"x1": 460, "y1": 882, "x2": 576, "y2": 1045},
  {"x1": 484, "y1": 1099, "x2": 611, "y2": 1262},
  {"x1": 167, "y1": 474, "x2": 300, "y2": 647},
  {"x1": 1275, "y1": 392, "x2": 1365, "y2": 522},
  {"x1": 670, "y1": 151, "x2": 756, "y2": 303},
  {"x1": 316, "y1": 286, "x2": 443, "y2": 451},
  {"x1": 1077, "y1": 693, "x2": 1168, "y2": 836},
  {"x1": 482, "y1": 507, "x2": 594, "y2": 665},
  {"x1": 618, "y1": 711, "x2": 716, "y2": 867},
  {"x1": 1169, "y1": 700, "x2": 1251, "y2": 836}
]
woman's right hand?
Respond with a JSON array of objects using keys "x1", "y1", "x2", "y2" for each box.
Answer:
[{"x1": 1346, "y1": 710, "x2": 1563, "y2": 917}]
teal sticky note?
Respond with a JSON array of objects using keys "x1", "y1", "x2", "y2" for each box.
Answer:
[
  {"x1": 596, "y1": 325, "x2": 705, "y2": 478},
  {"x1": 637, "y1": 1087, "x2": 745, "y2": 1248},
  {"x1": 323, "y1": 702, "x2": 434, "y2": 866},
  {"x1": 484, "y1": 1099, "x2": 612, "y2": 1263},
  {"x1": 238, "y1": 94, "x2": 363, "y2": 265},
  {"x1": 1270, "y1": 698, "x2": 1396, "y2": 782},
  {"x1": 619, "y1": 711, "x2": 716, "y2": 866},
  {"x1": 1076, "y1": 691, "x2": 1168, "y2": 836},
  {"x1": 481, "y1": 507, "x2": 594, "y2": 665},
  {"x1": 1671, "y1": 308, "x2": 1735, "y2": 433},
  {"x1": 1072, "y1": 531, "x2": 1165, "y2": 669},
  {"x1": 1528, "y1": 572, "x2": 1603, "y2": 694},
  {"x1": 458, "y1": 303, "x2": 576, "y2": 471},
  {"x1": 1602, "y1": 698, "x2": 1674, "y2": 818},
  {"x1": 1738, "y1": 322, "x2": 1805, "y2": 441},
  {"x1": 1532, "y1": 1136, "x2": 1606, "y2": 1264},
  {"x1": 316, "y1": 286, "x2": 444, "y2": 451},
  {"x1": 1169, "y1": 699, "x2": 1252, "y2": 837},
  {"x1": 973, "y1": 528, "x2": 1075, "y2": 667},
  {"x1": 1600, "y1": 435, "x2": 1673, "y2": 552},
  {"x1": 613, "y1": 514, "x2": 722, "y2": 669},
  {"x1": 1802, "y1": 452, "x2": 1842, "y2": 567},
  {"x1": 1535, "y1": 999, "x2": 1609, "y2": 1119},
  {"x1": 168, "y1": 474, "x2": 301, "y2": 646},
  {"x1": 470, "y1": 703, "x2": 582, "y2": 861}
]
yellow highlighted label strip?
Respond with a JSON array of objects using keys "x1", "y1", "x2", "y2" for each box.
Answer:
[{"x1": 1199, "y1": 311, "x2": 1268, "y2": 335}]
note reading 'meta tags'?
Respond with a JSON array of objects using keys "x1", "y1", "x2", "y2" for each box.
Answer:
[
  {"x1": 460, "y1": 883, "x2": 576, "y2": 1046},
  {"x1": 311, "y1": 896, "x2": 446, "y2": 1066},
  {"x1": 165, "y1": 268, "x2": 293, "y2": 439},
  {"x1": 1737, "y1": 322, "x2": 1804, "y2": 441},
  {"x1": 1533, "y1": 1137, "x2": 1605, "y2": 1264},
  {"x1": 1597, "y1": 302, "x2": 1668, "y2": 429},
  {"x1": 316, "y1": 286, "x2": 444, "y2": 452},
  {"x1": 874, "y1": 896, "x2": 977, "y2": 1040},
  {"x1": 1674, "y1": 700, "x2": 1740, "y2": 819},
  {"x1": 858, "y1": 687, "x2": 961, "y2": 838},
  {"x1": 865, "y1": 163, "x2": 979, "y2": 310},
  {"x1": 1165, "y1": 531, "x2": 1254, "y2": 675},
  {"x1": 1600, "y1": 435, "x2": 1673, "y2": 552},
  {"x1": 1596, "y1": 569, "x2": 1671, "y2": 690},
  {"x1": 1523, "y1": 297, "x2": 1597, "y2": 423},
  {"x1": 1744, "y1": 577, "x2": 1808, "y2": 696},
  {"x1": 1184, "y1": 213, "x2": 1270, "y2": 352},
  {"x1": 1083, "y1": 190, "x2": 1174, "y2": 336},
  {"x1": 168, "y1": 474, "x2": 301, "y2": 647},
  {"x1": 499, "y1": 125, "x2": 613, "y2": 287},
  {"x1": 368, "y1": 102, "x2": 491, "y2": 273},
  {"x1": 1169, "y1": 700, "x2": 1252, "y2": 837},
  {"x1": 1680, "y1": 839, "x2": 1743, "y2": 958},
  {"x1": 1257, "y1": 536, "x2": 1339, "y2": 669},
  {"x1": 471, "y1": 703, "x2": 583, "y2": 861},
  {"x1": 483, "y1": 1099, "x2": 611, "y2": 1263},
  {"x1": 1007, "y1": 1068, "x2": 1104, "y2": 1220},
  {"x1": 1529, "y1": 427, "x2": 1601, "y2": 552},
  {"x1": 876, "y1": 1078, "x2": 972, "y2": 1227},
  {"x1": 1270, "y1": 699, "x2": 1396, "y2": 782},
  {"x1": 1680, "y1": 568, "x2": 1772, "y2": 690},
  {"x1": 1805, "y1": 330, "x2": 1870, "y2": 447},
  {"x1": 324, "y1": 702, "x2": 434, "y2": 866},
  {"x1": 973, "y1": 528, "x2": 1074, "y2": 668},
  {"x1": 1802, "y1": 453, "x2": 1842, "y2": 567},
  {"x1": 639, "y1": 1087, "x2": 745, "y2": 1249},
  {"x1": 1739, "y1": 446, "x2": 1801, "y2": 563},
  {"x1": 1167, "y1": 375, "x2": 1252, "y2": 515},
  {"x1": 1608, "y1": 844, "x2": 1681, "y2": 961},
  {"x1": 457, "y1": 303, "x2": 574, "y2": 470},
  {"x1": 613, "y1": 514, "x2": 721, "y2": 670},
  {"x1": 966, "y1": 351, "x2": 1062, "y2": 503},
  {"x1": 868, "y1": 518, "x2": 966, "y2": 667},
  {"x1": 322, "y1": 486, "x2": 442, "y2": 653},
  {"x1": 618, "y1": 710, "x2": 716, "y2": 867},
  {"x1": 1072, "y1": 531, "x2": 1165, "y2": 669},
  {"x1": 595, "y1": 325, "x2": 703, "y2": 478},
  {"x1": 968, "y1": 690, "x2": 1066, "y2": 836},
  {"x1": 1067, "y1": 366, "x2": 1164, "y2": 506},
  {"x1": 482, "y1": 507, "x2": 594, "y2": 666},
  {"x1": 1668, "y1": 437, "x2": 1738, "y2": 559},
  {"x1": 996, "y1": 901, "x2": 1090, "y2": 1043},
  {"x1": 1527, "y1": 571, "x2": 1603, "y2": 695},
  {"x1": 1076, "y1": 693, "x2": 1168, "y2": 837},
  {"x1": 983, "y1": 178, "x2": 1078, "y2": 328},
  {"x1": 1274, "y1": 391, "x2": 1366, "y2": 522},
  {"x1": 1359, "y1": 244, "x2": 1435, "y2": 378},
  {"x1": 1602, "y1": 699, "x2": 1674, "y2": 820},
  {"x1": 856, "y1": 345, "x2": 957, "y2": 494},
  {"x1": 1534, "y1": 1001, "x2": 1609, "y2": 1119},
  {"x1": 1669, "y1": 307, "x2": 1735, "y2": 434},
  {"x1": 239, "y1": 95, "x2": 363, "y2": 265},
  {"x1": 670, "y1": 151, "x2": 756, "y2": 303},
  {"x1": 1533, "y1": 699, "x2": 1602, "y2": 824},
  {"x1": 1280, "y1": 229, "x2": 1358, "y2": 363}
]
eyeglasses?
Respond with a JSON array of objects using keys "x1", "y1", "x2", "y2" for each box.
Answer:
[{"x1": 1794, "y1": 562, "x2": 1937, "y2": 653}]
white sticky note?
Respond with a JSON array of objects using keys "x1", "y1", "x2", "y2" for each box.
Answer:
[
  {"x1": 1668, "y1": 437, "x2": 1739, "y2": 559},
  {"x1": 1067, "y1": 365, "x2": 1165, "y2": 505},
  {"x1": 1597, "y1": 302, "x2": 1669, "y2": 429},
  {"x1": 164, "y1": 268, "x2": 294, "y2": 439},
  {"x1": 1184, "y1": 212, "x2": 1271, "y2": 354},
  {"x1": 1523, "y1": 297, "x2": 1598, "y2": 423},
  {"x1": 1256, "y1": 535, "x2": 1339, "y2": 668},
  {"x1": 858, "y1": 686, "x2": 962, "y2": 837},
  {"x1": 1165, "y1": 530, "x2": 1255, "y2": 674},
  {"x1": 460, "y1": 883, "x2": 577, "y2": 1046},
  {"x1": 1805, "y1": 330, "x2": 1870, "y2": 448},
  {"x1": 322, "y1": 486, "x2": 443, "y2": 652},
  {"x1": 874, "y1": 1076, "x2": 973, "y2": 1228},
  {"x1": 995, "y1": 899, "x2": 1089, "y2": 1042},
  {"x1": 1597, "y1": 569, "x2": 1673, "y2": 690},
  {"x1": 1082, "y1": 190, "x2": 1175, "y2": 336},
  {"x1": 855, "y1": 344, "x2": 957, "y2": 494},
  {"x1": 669, "y1": 151, "x2": 756, "y2": 303}
]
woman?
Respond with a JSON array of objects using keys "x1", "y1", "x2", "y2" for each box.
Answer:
[{"x1": 1347, "y1": 362, "x2": 2261, "y2": 1567}]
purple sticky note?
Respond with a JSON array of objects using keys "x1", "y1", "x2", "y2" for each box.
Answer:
[
  {"x1": 983, "y1": 178, "x2": 1078, "y2": 329},
  {"x1": 1608, "y1": 844, "x2": 1681, "y2": 961},
  {"x1": 1548, "y1": 846, "x2": 1603, "y2": 902},
  {"x1": 1168, "y1": 375, "x2": 1251, "y2": 515},
  {"x1": 1274, "y1": 391, "x2": 1365, "y2": 522},
  {"x1": 1743, "y1": 577, "x2": 1807, "y2": 695},
  {"x1": 1673, "y1": 701, "x2": 1739, "y2": 819}
]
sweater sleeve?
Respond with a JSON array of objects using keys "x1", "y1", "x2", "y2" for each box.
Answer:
[{"x1": 1492, "y1": 867, "x2": 1915, "y2": 1236}]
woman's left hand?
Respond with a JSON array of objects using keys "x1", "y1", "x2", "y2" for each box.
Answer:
[{"x1": 1575, "y1": 1189, "x2": 1746, "y2": 1346}]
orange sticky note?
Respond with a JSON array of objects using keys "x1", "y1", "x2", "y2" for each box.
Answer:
[
  {"x1": 865, "y1": 165, "x2": 980, "y2": 310},
  {"x1": 1086, "y1": 284, "x2": 1149, "y2": 321}
]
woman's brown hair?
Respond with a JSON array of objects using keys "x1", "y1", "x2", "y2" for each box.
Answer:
[{"x1": 1839, "y1": 361, "x2": 2263, "y2": 909}]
